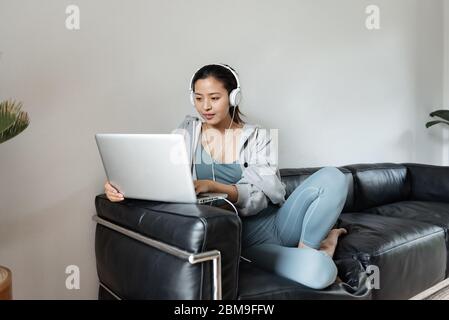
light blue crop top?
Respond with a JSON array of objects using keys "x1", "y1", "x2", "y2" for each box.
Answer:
[
  {"x1": 195, "y1": 141, "x2": 242, "y2": 206},
  {"x1": 195, "y1": 143, "x2": 242, "y2": 184}
]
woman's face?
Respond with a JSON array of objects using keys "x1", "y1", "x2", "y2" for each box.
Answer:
[{"x1": 193, "y1": 76, "x2": 231, "y2": 126}]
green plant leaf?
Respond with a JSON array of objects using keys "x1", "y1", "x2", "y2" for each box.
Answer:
[
  {"x1": 429, "y1": 110, "x2": 449, "y2": 121},
  {"x1": 0, "y1": 100, "x2": 30, "y2": 144},
  {"x1": 0, "y1": 100, "x2": 22, "y2": 133},
  {"x1": 426, "y1": 120, "x2": 449, "y2": 128}
]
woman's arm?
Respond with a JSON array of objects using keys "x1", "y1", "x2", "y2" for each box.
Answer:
[
  {"x1": 210, "y1": 181, "x2": 239, "y2": 203},
  {"x1": 194, "y1": 180, "x2": 239, "y2": 203}
]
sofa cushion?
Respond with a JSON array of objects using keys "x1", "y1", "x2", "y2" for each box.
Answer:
[
  {"x1": 343, "y1": 163, "x2": 410, "y2": 211},
  {"x1": 363, "y1": 200, "x2": 449, "y2": 276},
  {"x1": 363, "y1": 201, "x2": 449, "y2": 230},
  {"x1": 237, "y1": 259, "x2": 371, "y2": 300},
  {"x1": 280, "y1": 167, "x2": 354, "y2": 212},
  {"x1": 335, "y1": 213, "x2": 446, "y2": 299}
]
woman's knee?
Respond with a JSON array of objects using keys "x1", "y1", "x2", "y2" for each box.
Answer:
[
  {"x1": 318, "y1": 166, "x2": 345, "y2": 182},
  {"x1": 299, "y1": 249, "x2": 338, "y2": 290},
  {"x1": 317, "y1": 167, "x2": 349, "y2": 197}
]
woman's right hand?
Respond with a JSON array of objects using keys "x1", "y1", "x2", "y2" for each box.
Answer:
[{"x1": 104, "y1": 181, "x2": 125, "y2": 202}]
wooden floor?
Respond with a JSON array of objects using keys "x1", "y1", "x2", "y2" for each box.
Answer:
[{"x1": 409, "y1": 278, "x2": 449, "y2": 300}]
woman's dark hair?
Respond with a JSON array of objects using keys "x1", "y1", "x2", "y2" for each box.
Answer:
[{"x1": 191, "y1": 64, "x2": 246, "y2": 125}]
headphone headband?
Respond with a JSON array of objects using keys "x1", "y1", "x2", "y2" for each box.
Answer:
[
  {"x1": 189, "y1": 63, "x2": 241, "y2": 92},
  {"x1": 189, "y1": 63, "x2": 242, "y2": 107}
]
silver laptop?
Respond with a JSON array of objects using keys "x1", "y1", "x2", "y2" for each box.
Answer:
[{"x1": 95, "y1": 133, "x2": 228, "y2": 204}]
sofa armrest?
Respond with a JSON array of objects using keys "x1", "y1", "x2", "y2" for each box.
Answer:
[
  {"x1": 403, "y1": 163, "x2": 449, "y2": 203},
  {"x1": 94, "y1": 194, "x2": 241, "y2": 300}
]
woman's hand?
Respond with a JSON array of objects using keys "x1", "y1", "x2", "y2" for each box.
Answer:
[
  {"x1": 193, "y1": 180, "x2": 214, "y2": 194},
  {"x1": 195, "y1": 180, "x2": 239, "y2": 203},
  {"x1": 104, "y1": 181, "x2": 125, "y2": 202}
]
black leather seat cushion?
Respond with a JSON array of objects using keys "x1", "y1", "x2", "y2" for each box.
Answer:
[
  {"x1": 336, "y1": 213, "x2": 447, "y2": 299},
  {"x1": 363, "y1": 201, "x2": 449, "y2": 231},
  {"x1": 237, "y1": 259, "x2": 371, "y2": 300},
  {"x1": 363, "y1": 200, "x2": 449, "y2": 276}
]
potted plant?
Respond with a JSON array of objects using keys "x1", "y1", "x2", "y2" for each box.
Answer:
[
  {"x1": 0, "y1": 100, "x2": 29, "y2": 143},
  {"x1": 0, "y1": 99, "x2": 30, "y2": 300},
  {"x1": 426, "y1": 110, "x2": 449, "y2": 128}
]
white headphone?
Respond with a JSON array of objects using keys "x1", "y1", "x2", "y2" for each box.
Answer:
[{"x1": 189, "y1": 63, "x2": 242, "y2": 107}]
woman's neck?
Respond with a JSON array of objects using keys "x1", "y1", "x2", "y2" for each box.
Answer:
[{"x1": 204, "y1": 116, "x2": 242, "y2": 134}]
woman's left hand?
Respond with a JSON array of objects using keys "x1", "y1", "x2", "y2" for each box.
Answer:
[{"x1": 193, "y1": 180, "x2": 215, "y2": 194}]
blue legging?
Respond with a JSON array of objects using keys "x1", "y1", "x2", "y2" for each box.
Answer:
[{"x1": 241, "y1": 167, "x2": 349, "y2": 289}]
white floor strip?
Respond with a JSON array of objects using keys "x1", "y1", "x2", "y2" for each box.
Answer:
[{"x1": 409, "y1": 278, "x2": 449, "y2": 300}]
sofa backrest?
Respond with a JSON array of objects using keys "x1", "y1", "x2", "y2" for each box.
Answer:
[
  {"x1": 280, "y1": 167, "x2": 355, "y2": 213},
  {"x1": 343, "y1": 163, "x2": 410, "y2": 211},
  {"x1": 280, "y1": 163, "x2": 412, "y2": 213},
  {"x1": 403, "y1": 162, "x2": 449, "y2": 203}
]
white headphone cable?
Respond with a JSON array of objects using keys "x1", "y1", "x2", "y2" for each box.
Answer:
[
  {"x1": 202, "y1": 107, "x2": 238, "y2": 215},
  {"x1": 221, "y1": 197, "x2": 238, "y2": 216},
  {"x1": 203, "y1": 106, "x2": 237, "y2": 182}
]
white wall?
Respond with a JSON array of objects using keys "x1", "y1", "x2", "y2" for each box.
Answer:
[
  {"x1": 446, "y1": 0, "x2": 449, "y2": 109},
  {"x1": 414, "y1": 1, "x2": 445, "y2": 164},
  {"x1": 0, "y1": 0, "x2": 446, "y2": 299},
  {"x1": 443, "y1": 0, "x2": 449, "y2": 165}
]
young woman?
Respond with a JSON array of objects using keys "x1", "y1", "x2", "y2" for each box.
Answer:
[{"x1": 104, "y1": 63, "x2": 349, "y2": 290}]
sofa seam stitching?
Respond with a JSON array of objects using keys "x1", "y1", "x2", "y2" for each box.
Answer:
[
  {"x1": 350, "y1": 166, "x2": 407, "y2": 173},
  {"x1": 370, "y1": 229, "x2": 445, "y2": 257}
]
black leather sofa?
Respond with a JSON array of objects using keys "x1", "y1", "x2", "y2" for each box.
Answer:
[{"x1": 94, "y1": 163, "x2": 449, "y2": 300}]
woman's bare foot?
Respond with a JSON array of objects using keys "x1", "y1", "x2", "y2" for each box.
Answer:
[
  {"x1": 319, "y1": 228, "x2": 347, "y2": 258},
  {"x1": 297, "y1": 228, "x2": 347, "y2": 258}
]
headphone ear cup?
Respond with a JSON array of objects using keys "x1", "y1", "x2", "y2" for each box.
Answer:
[
  {"x1": 190, "y1": 91, "x2": 195, "y2": 106},
  {"x1": 229, "y1": 88, "x2": 242, "y2": 107}
]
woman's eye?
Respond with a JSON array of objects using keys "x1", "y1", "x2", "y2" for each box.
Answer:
[{"x1": 195, "y1": 97, "x2": 202, "y2": 101}]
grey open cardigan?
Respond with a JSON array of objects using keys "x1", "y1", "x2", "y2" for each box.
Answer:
[{"x1": 172, "y1": 115, "x2": 286, "y2": 216}]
